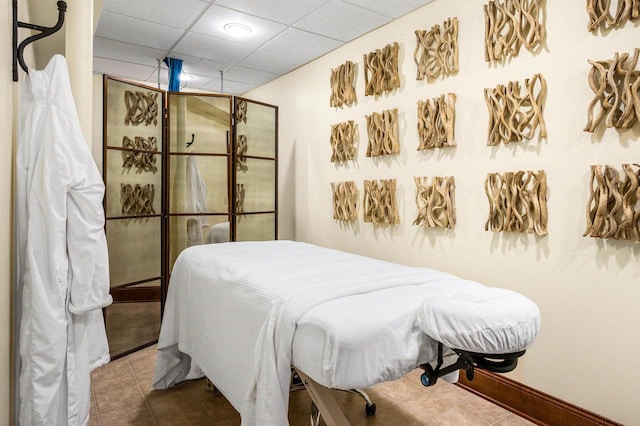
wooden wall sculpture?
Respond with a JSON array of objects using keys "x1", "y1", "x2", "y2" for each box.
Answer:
[
  {"x1": 587, "y1": 0, "x2": 640, "y2": 32},
  {"x1": 413, "y1": 176, "x2": 456, "y2": 229},
  {"x1": 363, "y1": 42, "x2": 400, "y2": 96},
  {"x1": 484, "y1": 0, "x2": 545, "y2": 62},
  {"x1": 414, "y1": 17, "x2": 459, "y2": 80},
  {"x1": 417, "y1": 93, "x2": 456, "y2": 150},
  {"x1": 330, "y1": 120, "x2": 357, "y2": 162},
  {"x1": 485, "y1": 170, "x2": 548, "y2": 236},
  {"x1": 363, "y1": 179, "x2": 399, "y2": 224},
  {"x1": 120, "y1": 183, "x2": 155, "y2": 215},
  {"x1": 235, "y1": 183, "x2": 245, "y2": 215},
  {"x1": 485, "y1": 73, "x2": 547, "y2": 146},
  {"x1": 122, "y1": 136, "x2": 158, "y2": 173},
  {"x1": 236, "y1": 134, "x2": 248, "y2": 171},
  {"x1": 330, "y1": 61, "x2": 357, "y2": 107},
  {"x1": 124, "y1": 90, "x2": 158, "y2": 126},
  {"x1": 331, "y1": 181, "x2": 358, "y2": 221},
  {"x1": 585, "y1": 49, "x2": 640, "y2": 133},
  {"x1": 236, "y1": 99, "x2": 247, "y2": 123},
  {"x1": 584, "y1": 164, "x2": 640, "y2": 241},
  {"x1": 366, "y1": 108, "x2": 399, "y2": 157}
]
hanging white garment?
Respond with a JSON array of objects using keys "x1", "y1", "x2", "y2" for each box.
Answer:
[
  {"x1": 16, "y1": 55, "x2": 112, "y2": 426},
  {"x1": 185, "y1": 155, "x2": 208, "y2": 246}
]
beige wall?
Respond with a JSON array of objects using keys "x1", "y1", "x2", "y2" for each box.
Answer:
[{"x1": 245, "y1": 1, "x2": 640, "y2": 424}]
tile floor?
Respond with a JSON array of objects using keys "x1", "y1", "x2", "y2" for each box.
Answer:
[{"x1": 89, "y1": 345, "x2": 537, "y2": 425}]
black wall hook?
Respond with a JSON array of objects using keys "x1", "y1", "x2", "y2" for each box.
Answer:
[
  {"x1": 12, "y1": 0, "x2": 68, "y2": 82},
  {"x1": 187, "y1": 134, "x2": 195, "y2": 148}
]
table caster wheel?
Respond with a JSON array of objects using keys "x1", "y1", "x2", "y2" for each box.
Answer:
[{"x1": 365, "y1": 403, "x2": 376, "y2": 416}]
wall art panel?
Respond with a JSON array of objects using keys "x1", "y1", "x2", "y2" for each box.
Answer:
[
  {"x1": 584, "y1": 164, "x2": 640, "y2": 241},
  {"x1": 413, "y1": 176, "x2": 456, "y2": 228},
  {"x1": 414, "y1": 17, "x2": 459, "y2": 80},
  {"x1": 363, "y1": 42, "x2": 400, "y2": 96},
  {"x1": 330, "y1": 120, "x2": 358, "y2": 162},
  {"x1": 485, "y1": 170, "x2": 548, "y2": 236},
  {"x1": 417, "y1": 93, "x2": 456, "y2": 150},
  {"x1": 122, "y1": 136, "x2": 159, "y2": 173},
  {"x1": 366, "y1": 108, "x2": 399, "y2": 157},
  {"x1": 485, "y1": 73, "x2": 547, "y2": 146},
  {"x1": 585, "y1": 49, "x2": 640, "y2": 133},
  {"x1": 120, "y1": 183, "x2": 156, "y2": 215},
  {"x1": 484, "y1": 0, "x2": 545, "y2": 62},
  {"x1": 124, "y1": 90, "x2": 158, "y2": 126},
  {"x1": 363, "y1": 179, "x2": 399, "y2": 224},
  {"x1": 331, "y1": 181, "x2": 358, "y2": 221},
  {"x1": 587, "y1": 0, "x2": 640, "y2": 32},
  {"x1": 330, "y1": 60, "x2": 357, "y2": 107}
]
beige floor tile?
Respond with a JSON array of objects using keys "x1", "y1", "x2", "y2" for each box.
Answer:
[
  {"x1": 425, "y1": 406, "x2": 491, "y2": 426},
  {"x1": 369, "y1": 376, "x2": 425, "y2": 405},
  {"x1": 400, "y1": 391, "x2": 457, "y2": 421},
  {"x1": 494, "y1": 413, "x2": 538, "y2": 426},
  {"x1": 97, "y1": 400, "x2": 155, "y2": 426},
  {"x1": 457, "y1": 395, "x2": 512, "y2": 423}
]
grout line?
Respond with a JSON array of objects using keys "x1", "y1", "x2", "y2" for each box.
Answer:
[
  {"x1": 91, "y1": 382, "x2": 102, "y2": 426},
  {"x1": 127, "y1": 358, "x2": 159, "y2": 426}
]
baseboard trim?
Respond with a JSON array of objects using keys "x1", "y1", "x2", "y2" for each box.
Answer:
[{"x1": 456, "y1": 369, "x2": 622, "y2": 426}]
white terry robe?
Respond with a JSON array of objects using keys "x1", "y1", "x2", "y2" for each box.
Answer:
[{"x1": 16, "y1": 55, "x2": 112, "y2": 426}]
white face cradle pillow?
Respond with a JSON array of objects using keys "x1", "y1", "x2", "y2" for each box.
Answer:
[{"x1": 417, "y1": 287, "x2": 541, "y2": 354}]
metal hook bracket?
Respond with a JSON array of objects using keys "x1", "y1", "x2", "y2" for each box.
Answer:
[{"x1": 12, "y1": 0, "x2": 68, "y2": 82}]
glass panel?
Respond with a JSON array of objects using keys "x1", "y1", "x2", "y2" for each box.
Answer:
[
  {"x1": 106, "y1": 217, "x2": 161, "y2": 287},
  {"x1": 236, "y1": 159, "x2": 276, "y2": 213},
  {"x1": 106, "y1": 300, "x2": 160, "y2": 357},
  {"x1": 105, "y1": 79, "x2": 163, "y2": 149},
  {"x1": 105, "y1": 149, "x2": 162, "y2": 218},
  {"x1": 168, "y1": 94, "x2": 231, "y2": 154},
  {"x1": 168, "y1": 215, "x2": 231, "y2": 272},
  {"x1": 235, "y1": 99, "x2": 276, "y2": 158},
  {"x1": 168, "y1": 155, "x2": 229, "y2": 214},
  {"x1": 236, "y1": 213, "x2": 276, "y2": 241}
]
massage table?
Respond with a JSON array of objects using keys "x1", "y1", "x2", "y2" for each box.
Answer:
[{"x1": 152, "y1": 241, "x2": 540, "y2": 426}]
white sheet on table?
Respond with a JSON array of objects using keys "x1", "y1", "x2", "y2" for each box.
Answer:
[{"x1": 153, "y1": 241, "x2": 476, "y2": 426}]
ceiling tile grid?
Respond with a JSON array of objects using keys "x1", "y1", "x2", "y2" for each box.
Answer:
[{"x1": 94, "y1": 0, "x2": 435, "y2": 95}]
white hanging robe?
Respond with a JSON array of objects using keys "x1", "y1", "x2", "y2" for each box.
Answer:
[
  {"x1": 16, "y1": 55, "x2": 112, "y2": 426},
  {"x1": 186, "y1": 155, "x2": 208, "y2": 246}
]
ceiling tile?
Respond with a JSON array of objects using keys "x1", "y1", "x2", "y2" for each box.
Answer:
[
  {"x1": 96, "y1": 11, "x2": 184, "y2": 51},
  {"x1": 262, "y1": 28, "x2": 342, "y2": 60},
  {"x1": 343, "y1": 0, "x2": 433, "y2": 19},
  {"x1": 293, "y1": 0, "x2": 389, "y2": 42},
  {"x1": 191, "y1": 5, "x2": 288, "y2": 47},
  {"x1": 94, "y1": 57, "x2": 156, "y2": 81},
  {"x1": 101, "y1": 0, "x2": 209, "y2": 29},
  {"x1": 203, "y1": 79, "x2": 256, "y2": 95},
  {"x1": 222, "y1": 66, "x2": 279, "y2": 86},
  {"x1": 172, "y1": 33, "x2": 256, "y2": 67},
  {"x1": 146, "y1": 70, "x2": 214, "y2": 90},
  {"x1": 238, "y1": 49, "x2": 308, "y2": 74},
  {"x1": 182, "y1": 58, "x2": 229, "y2": 76},
  {"x1": 94, "y1": 37, "x2": 165, "y2": 67},
  {"x1": 213, "y1": 0, "x2": 330, "y2": 25}
]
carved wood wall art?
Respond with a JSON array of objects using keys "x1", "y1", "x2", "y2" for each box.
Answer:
[
  {"x1": 484, "y1": 0, "x2": 545, "y2": 62},
  {"x1": 122, "y1": 136, "x2": 158, "y2": 173},
  {"x1": 235, "y1": 183, "x2": 245, "y2": 215},
  {"x1": 584, "y1": 164, "x2": 640, "y2": 241},
  {"x1": 124, "y1": 90, "x2": 158, "y2": 126},
  {"x1": 417, "y1": 93, "x2": 456, "y2": 150},
  {"x1": 120, "y1": 183, "x2": 156, "y2": 215},
  {"x1": 485, "y1": 73, "x2": 547, "y2": 146},
  {"x1": 331, "y1": 181, "x2": 358, "y2": 221},
  {"x1": 587, "y1": 0, "x2": 640, "y2": 32},
  {"x1": 330, "y1": 120, "x2": 357, "y2": 162},
  {"x1": 236, "y1": 99, "x2": 247, "y2": 123},
  {"x1": 413, "y1": 176, "x2": 456, "y2": 228},
  {"x1": 585, "y1": 49, "x2": 640, "y2": 133},
  {"x1": 366, "y1": 108, "x2": 399, "y2": 157},
  {"x1": 363, "y1": 179, "x2": 399, "y2": 224},
  {"x1": 485, "y1": 170, "x2": 548, "y2": 236},
  {"x1": 414, "y1": 17, "x2": 459, "y2": 81},
  {"x1": 236, "y1": 135, "x2": 248, "y2": 171},
  {"x1": 363, "y1": 42, "x2": 400, "y2": 96},
  {"x1": 330, "y1": 60, "x2": 357, "y2": 107}
]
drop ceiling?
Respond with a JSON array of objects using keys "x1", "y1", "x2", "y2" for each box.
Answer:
[{"x1": 94, "y1": 0, "x2": 435, "y2": 95}]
